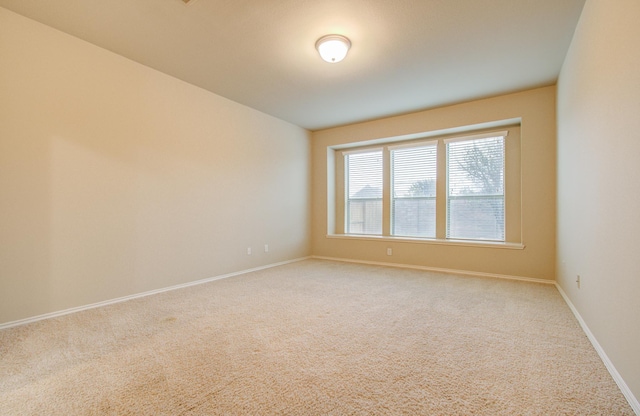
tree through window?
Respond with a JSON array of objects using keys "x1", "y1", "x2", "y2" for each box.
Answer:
[{"x1": 446, "y1": 135, "x2": 505, "y2": 241}]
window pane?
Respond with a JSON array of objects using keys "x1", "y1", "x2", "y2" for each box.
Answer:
[
  {"x1": 392, "y1": 198, "x2": 435, "y2": 237},
  {"x1": 447, "y1": 196, "x2": 504, "y2": 240},
  {"x1": 347, "y1": 199, "x2": 383, "y2": 234},
  {"x1": 346, "y1": 151, "x2": 382, "y2": 234},
  {"x1": 391, "y1": 145, "x2": 437, "y2": 238},
  {"x1": 447, "y1": 136, "x2": 505, "y2": 241}
]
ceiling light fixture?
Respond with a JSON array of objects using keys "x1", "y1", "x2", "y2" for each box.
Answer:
[{"x1": 315, "y1": 35, "x2": 351, "y2": 63}]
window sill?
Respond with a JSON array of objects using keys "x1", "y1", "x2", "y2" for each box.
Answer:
[{"x1": 326, "y1": 234, "x2": 525, "y2": 250}]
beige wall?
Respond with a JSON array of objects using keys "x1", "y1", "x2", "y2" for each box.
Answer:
[
  {"x1": 312, "y1": 87, "x2": 556, "y2": 280},
  {"x1": 557, "y1": 0, "x2": 640, "y2": 404},
  {"x1": 0, "y1": 8, "x2": 311, "y2": 324}
]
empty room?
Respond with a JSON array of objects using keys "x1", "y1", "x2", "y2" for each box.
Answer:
[{"x1": 1, "y1": 0, "x2": 638, "y2": 414}]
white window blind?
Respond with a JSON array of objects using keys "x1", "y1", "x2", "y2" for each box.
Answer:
[
  {"x1": 391, "y1": 144, "x2": 437, "y2": 237},
  {"x1": 345, "y1": 150, "x2": 383, "y2": 235},
  {"x1": 446, "y1": 135, "x2": 505, "y2": 241}
]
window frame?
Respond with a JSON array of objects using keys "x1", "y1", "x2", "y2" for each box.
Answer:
[
  {"x1": 389, "y1": 140, "x2": 438, "y2": 238},
  {"x1": 445, "y1": 132, "x2": 507, "y2": 242},
  {"x1": 332, "y1": 125, "x2": 522, "y2": 247},
  {"x1": 344, "y1": 148, "x2": 384, "y2": 235}
]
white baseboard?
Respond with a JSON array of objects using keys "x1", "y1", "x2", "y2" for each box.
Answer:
[
  {"x1": 311, "y1": 255, "x2": 555, "y2": 285},
  {"x1": 555, "y1": 283, "x2": 640, "y2": 414},
  {"x1": 0, "y1": 257, "x2": 310, "y2": 331}
]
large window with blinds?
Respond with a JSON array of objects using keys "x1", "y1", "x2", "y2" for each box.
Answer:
[
  {"x1": 391, "y1": 142, "x2": 437, "y2": 238},
  {"x1": 339, "y1": 128, "x2": 516, "y2": 244},
  {"x1": 446, "y1": 135, "x2": 505, "y2": 241},
  {"x1": 345, "y1": 150, "x2": 383, "y2": 235}
]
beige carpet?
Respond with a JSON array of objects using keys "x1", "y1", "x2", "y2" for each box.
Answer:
[{"x1": 0, "y1": 259, "x2": 633, "y2": 415}]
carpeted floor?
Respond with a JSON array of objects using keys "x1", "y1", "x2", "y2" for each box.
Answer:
[{"x1": 0, "y1": 259, "x2": 634, "y2": 415}]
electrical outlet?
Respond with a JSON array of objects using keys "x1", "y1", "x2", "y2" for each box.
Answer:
[
  {"x1": 264, "y1": 244, "x2": 269, "y2": 253},
  {"x1": 247, "y1": 247, "x2": 252, "y2": 255},
  {"x1": 387, "y1": 248, "x2": 392, "y2": 256},
  {"x1": 576, "y1": 274, "x2": 580, "y2": 289}
]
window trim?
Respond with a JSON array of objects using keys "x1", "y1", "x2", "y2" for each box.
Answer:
[
  {"x1": 442, "y1": 130, "x2": 509, "y2": 144},
  {"x1": 388, "y1": 138, "x2": 438, "y2": 151},
  {"x1": 325, "y1": 233, "x2": 525, "y2": 250}
]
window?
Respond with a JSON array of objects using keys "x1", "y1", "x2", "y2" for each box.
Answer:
[
  {"x1": 446, "y1": 135, "x2": 505, "y2": 241},
  {"x1": 336, "y1": 128, "x2": 518, "y2": 244},
  {"x1": 391, "y1": 143, "x2": 437, "y2": 238},
  {"x1": 345, "y1": 150, "x2": 382, "y2": 235}
]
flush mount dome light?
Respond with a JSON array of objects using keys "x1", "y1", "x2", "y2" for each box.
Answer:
[{"x1": 315, "y1": 35, "x2": 351, "y2": 63}]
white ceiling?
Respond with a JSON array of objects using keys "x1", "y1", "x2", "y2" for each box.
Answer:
[{"x1": 0, "y1": 0, "x2": 586, "y2": 130}]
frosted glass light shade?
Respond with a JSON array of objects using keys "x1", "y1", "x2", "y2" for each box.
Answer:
[{"x1": 315, "y1": 35, "x2": 351, "y2": 63}]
